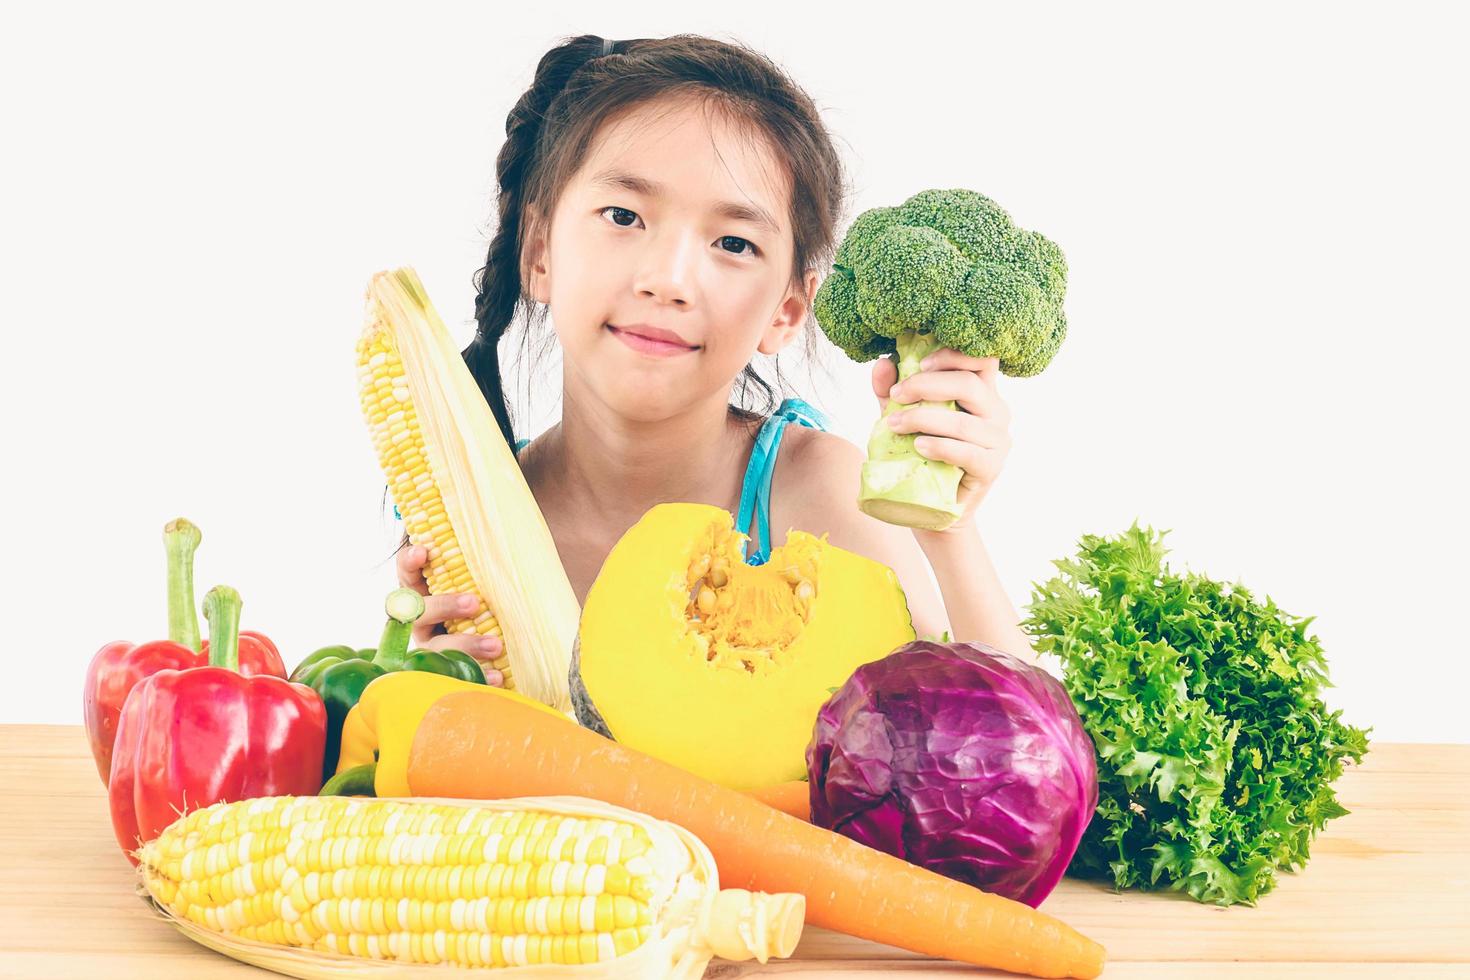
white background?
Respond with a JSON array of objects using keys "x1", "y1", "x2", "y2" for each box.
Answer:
[{"x1": 3, "y1": 2, "x2": 1465, "y2": 741}]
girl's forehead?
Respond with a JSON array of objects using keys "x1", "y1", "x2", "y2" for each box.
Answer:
[{"x1": 572, "y1": 98, "x2": 791, "y2": 226}]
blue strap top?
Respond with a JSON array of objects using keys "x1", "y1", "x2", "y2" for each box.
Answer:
[
  {"x1": 505, "y1": 398, "x2": 829, "y2": 565},
  {"x1": 734, "y1": 398, "x2": 831, "y2": 565}
]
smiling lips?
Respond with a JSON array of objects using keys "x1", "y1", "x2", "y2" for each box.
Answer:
[{"x1": 607, "y1": 323, "x2": 700, "y2": 358}]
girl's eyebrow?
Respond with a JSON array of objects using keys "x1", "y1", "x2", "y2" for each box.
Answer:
[{"x1": 592, "y1": 168, "x2": 780, "y2": 235}]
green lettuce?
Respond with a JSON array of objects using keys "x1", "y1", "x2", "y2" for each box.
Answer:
[{"x1": 1024, "y1": 524, "x2": 1369, "y2": 906}]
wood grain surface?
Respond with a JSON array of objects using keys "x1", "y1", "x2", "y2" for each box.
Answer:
[{"x1": 1, "y1": 725, "x2": 1465, "y2": 978}]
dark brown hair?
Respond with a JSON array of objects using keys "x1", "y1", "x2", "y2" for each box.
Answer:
[{"x1": 466, "y1": 33, "x2": 849, "y2": 448}]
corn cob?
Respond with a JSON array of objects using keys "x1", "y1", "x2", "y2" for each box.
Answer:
[
  {"x1": 358, "y1": 268, "x2": 578, "y2": 711},
  {"x1": 138, "y1": 795, "x2": 804, "y2": 979}
]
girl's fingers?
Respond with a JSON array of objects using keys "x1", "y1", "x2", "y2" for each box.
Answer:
[
  {"x1": 415, "y1": 632, "x2": 504, "y2": 668},
  {"x1": 888, "y1": 369, "x2": 1009, "y2": 422},
  {"x1": 412, "y1": 592, "x2": 481, "y2": 644},
  {"x1": 422, "y1": 592, "x2": 481, "y2": 624},
  {"x1": 395, "y1": 545, "x2": 432, "y2": 594},
  {"x1": 912, "y1": 434, "x2": 993, "y2": 475},
  {"x1": 976, "y1": 356, "x2": 1001, "y2": 388},
  {"x1": 920, "y1": 349, "x2": 1001, "y2": 378},
  {"x1": 892, "y1": 351, "x2": 1010, "y2": 510},
  {"x1": 871, "y1": 355, "x2": 898, "y2": 404},
  {"x1": 887, "y1": 406, "x2": 1011, "y2": 450},
  {"x1": 395, "y1": 546, "x2": 502, "y2": 682}
]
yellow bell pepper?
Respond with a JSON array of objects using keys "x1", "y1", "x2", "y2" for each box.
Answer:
[{"x1": 333, "y1": 670, "x2": 568, "y2": 797}]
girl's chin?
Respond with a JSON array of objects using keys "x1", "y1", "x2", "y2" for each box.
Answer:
[{"x1": 594, "y1": 377, "x2": 703, "y2": 423}]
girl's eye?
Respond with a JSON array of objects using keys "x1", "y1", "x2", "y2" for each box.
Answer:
[
  {"x1": 600, "y1": 206, "x2": 642, "y2": 228},
  {"x1": 719, "y1": 235, "x2": 758, "y2": 257},
  {"x1": 600, "y1": 206, "x2": 758, "y2": 257}
]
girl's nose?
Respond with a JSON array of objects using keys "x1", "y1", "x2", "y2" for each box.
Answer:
[{"x1": 634, "y1": 228, "x2": 697, "y2": 306}]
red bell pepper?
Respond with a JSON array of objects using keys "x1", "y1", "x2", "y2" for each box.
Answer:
[
  {"x1": 108, "y1": 585, "x2": 326, "y2": 864},
  {"x1": 83, "y1": 519, "x2": 286, "y2": 784}
]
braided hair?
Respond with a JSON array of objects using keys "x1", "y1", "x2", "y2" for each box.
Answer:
[{"x1": 468, "y1": 33, "x2": 848, "y2": 449}]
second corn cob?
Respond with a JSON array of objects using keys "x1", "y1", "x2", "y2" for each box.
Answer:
[{"x1": 137, "y1": 795, "x2": 805, "y2": 978}]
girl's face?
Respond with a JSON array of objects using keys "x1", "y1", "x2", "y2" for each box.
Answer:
[{"x1": 523, "y1": 97, "x2": 815, "y2": 423}]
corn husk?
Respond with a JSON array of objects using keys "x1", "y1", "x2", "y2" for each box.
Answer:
[{"x1": 362, "y1": 268, "x2": 579, "y2": 710}]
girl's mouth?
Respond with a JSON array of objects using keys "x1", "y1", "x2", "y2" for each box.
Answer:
[{"x1": 606, "y1": 324, "x2": 700, "y2": 358}]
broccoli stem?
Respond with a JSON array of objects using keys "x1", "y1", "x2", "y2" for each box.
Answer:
[
  {"x1": 860, "y1": 330, "x2": 965, "y2": 531},
  {"x1": 893, "y1": 330, "x2": 948, "y2": 391},
  {"x1": 877, "y1": 329, "x2": 956, "y2": 445}
]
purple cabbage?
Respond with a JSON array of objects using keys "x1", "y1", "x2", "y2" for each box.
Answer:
[{"x1": 807, "y1": 640, "x2": 1099, "y2": 907}]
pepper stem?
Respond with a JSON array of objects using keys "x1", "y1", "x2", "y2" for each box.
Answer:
[
  {"x1": 202, "y1": 585, "x2": 242, "y2": 672},
  {"x1": 163, "y1": 518, "x2": 202, "y2": 652},
  {"x1": 372, "y1": 588, "x2": 426, "y2": 668},
  {"x1": 320, "y1": 763, "x2": 378, "y2": 797}
]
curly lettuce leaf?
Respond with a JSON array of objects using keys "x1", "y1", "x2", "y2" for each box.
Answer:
[{"x1": 1024, "y1": 523, "x2": 1370, "y2": 906}]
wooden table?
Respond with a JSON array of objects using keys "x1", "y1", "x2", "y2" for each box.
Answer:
[{"x1": 2, "y1": 725, "x2": 1466, "y2": 978}]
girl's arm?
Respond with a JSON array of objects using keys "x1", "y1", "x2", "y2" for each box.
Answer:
[
  {"x1": 874, "y1": 349, "x2": 1038, "y2": 662},
  {"x1": 780, "y1": 340, "x2": 1039, "y2": 661},
  {"x1": 786, "y1": 430, "x2": 1035, "y2": 662},
  {"x1": 913, "y1": 524, "x2": 1037, "y2": 663}
]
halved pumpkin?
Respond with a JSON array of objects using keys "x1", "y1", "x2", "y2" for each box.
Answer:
[{"x1": 570, "y1": 502, "x2": 915, "y2": 790}]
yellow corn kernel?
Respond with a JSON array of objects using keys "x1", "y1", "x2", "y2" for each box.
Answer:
[
  {"x1": 356, "y1": 269, "x2": 583, "y2": 708},
  {"x1": 138, "y1": 797, "x2": 659, "y2": 967},
  {"x1": 138, "y1": 795, "x2": 805, "y2": 974}
]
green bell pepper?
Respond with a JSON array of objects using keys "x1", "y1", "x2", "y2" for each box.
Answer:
[
  {"x1": 290, "y1": 645, "x2": 359, "y2": 688},
  {"x1": 402, "y1": 649, "x2": 486, "y2": 683},
  {"x1": 288, "y1": 587, "x2": 486, "y2": 785}
]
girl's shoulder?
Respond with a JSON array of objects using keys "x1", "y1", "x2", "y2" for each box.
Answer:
[
  {"x1": 754, "y1": 398, "x2": 853, "y2": 476},
  {"x1": 775, "y1": 425, "x2": 862, "y2": 486},
  {"x1": 769, "y1": 425, "x2": 867, "y2": 534}
]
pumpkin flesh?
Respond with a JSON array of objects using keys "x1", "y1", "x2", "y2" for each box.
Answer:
[{"x1": 573, "y1": 503, "x2": 915, "y2": 790}]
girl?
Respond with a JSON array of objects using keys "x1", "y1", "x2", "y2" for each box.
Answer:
[{"x1": 396, "y1": 33, "x2": 1034, "y2": 683}]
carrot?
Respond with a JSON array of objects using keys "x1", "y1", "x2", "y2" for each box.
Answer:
[
  {"x1": 748, "y1": 779, "x2": 812, "y2": 821},
  {"x1": 408, "y1": 690, "x2": 1106, "y2": 980}
]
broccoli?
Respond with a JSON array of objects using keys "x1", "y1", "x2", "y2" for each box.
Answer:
[{"x1": 813, "y1": 188, "x2": 1069, "y2": 530}]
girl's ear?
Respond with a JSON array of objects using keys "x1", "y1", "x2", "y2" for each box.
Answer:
[
  {"x1": 757, "y1": 269, "x2": 819, "y2": 355},
  {"x1": 522, "y1": 209, "x2": 551, "y2": 304}
]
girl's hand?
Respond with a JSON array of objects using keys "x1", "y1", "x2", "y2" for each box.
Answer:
[
  {"x1": 872, "y1": 349, "x2": 1013, "y2": 531},
  {"x1": 396, "y1": 544, "x2": 504, "y2": 686}
]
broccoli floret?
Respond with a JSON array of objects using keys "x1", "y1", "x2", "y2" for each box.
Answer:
[{"x1": 813, "y1": 189, "x2": 1068, "y2": 530}]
